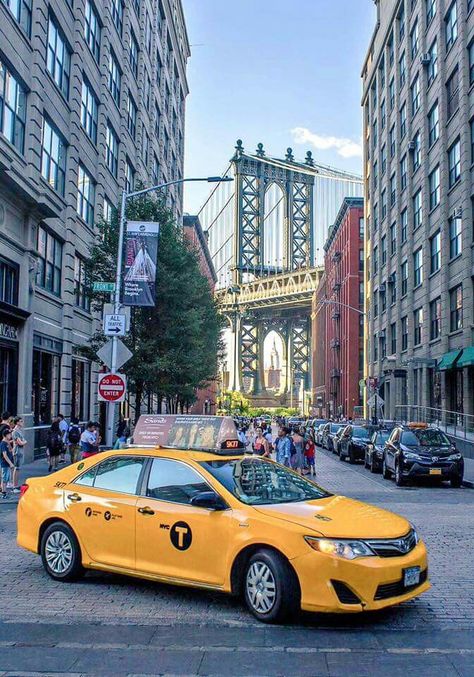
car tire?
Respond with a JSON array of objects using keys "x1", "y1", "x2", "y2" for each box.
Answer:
[
  {"x1": 370, "y1": 456, "x2": 377, "y2": 473},
  {"x1": 244, "y1": 549, "x2": 299, "y2": 624},
  {"x1": 364, "y1": 454, "x2": 369, "y2": 469},
  {"x1": 450, "y1": 476, "x2": 462, "y2": 488},
  {"x1": 382, "y1": 457, "x2": 391, "y2": 480},
  {"x1": 348, "y1": 447, "x2": 356, "y2": 464},
  {"x1": 40, "y1": 522, "x2": 84, "y2": 582},
  {"x1": 395, "y1": 462, "x2": 405, "y2": 487}
]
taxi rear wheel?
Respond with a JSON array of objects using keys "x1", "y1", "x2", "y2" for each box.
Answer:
[
  {"x1": 244, "y1": 550, "x2": 299, "y2": 623},
  {"x1": 40, "y1": 522, "x2": 84, "y2": 582}
]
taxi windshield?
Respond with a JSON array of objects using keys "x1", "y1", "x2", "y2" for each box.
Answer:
[
  {"x1": 199, "y1": 457, "x2": 331, "y2": 505},
  {"x1": 401, "y1": 429, "x2": 451, "y2": 447}
]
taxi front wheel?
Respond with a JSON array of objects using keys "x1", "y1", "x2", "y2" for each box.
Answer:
[
  {"x1": 40, "y1": 522, "x2": 84, "y2": 582},
  {"x1": 244, "y1": 550, "x2": 299, "y2": 623}
]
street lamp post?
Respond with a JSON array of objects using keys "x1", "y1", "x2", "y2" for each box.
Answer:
[{"x1": 105, "y1": 175, "x2": 233, "y2": 447}]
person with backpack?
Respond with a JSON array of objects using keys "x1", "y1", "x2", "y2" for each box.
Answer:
[
  {"x1": 275, "y1": 426, "x2": 292, "y2": 467},
  {"x1": 46, "y1": 420, "x2": 64, "y2": 472},
  {"x1": 252, "y1": 427, "x2": 271, "y2": 457},
  {"x1": 67, "y1": 417, "x2": 82, "y2": 463}
]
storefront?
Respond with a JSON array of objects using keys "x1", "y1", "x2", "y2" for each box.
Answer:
[
  {"x1": 32, "y1": 333, "x2": 62, "y2": 425},
  {"x1": 438, "y1": 350, "x2": 463, "y2": 414}
]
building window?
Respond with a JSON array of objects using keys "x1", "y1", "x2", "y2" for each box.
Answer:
[
  {"x1": 77, "y1": 164, "x2": 95, "y2": 226},
  {"x1": 401, "y1": 315, "x2": 408, "y2": 351},
  {"x1": 373, "y1": 291, "x2": 378, "y2": 318},
  {"x1": 471, "y1": 118, "x2": 474, "y2": 163},
  {"x1": 0, "y1": 59, "x2": 26, "y2": 154},
  {"x1": 449, "y1": 284, "x2": 462, "y2": 331},
  {"x1": 108, "y1": 51, "x2": 121, "y2": 106},
  {"x1": 400, "y1": 102, "x2": 407, "y2": 138},
  {"x1": 414, "y1": 307, "x2": 423, "y2": 346},
  {"x1": 129, "y1": 31, "x2": 139, "y2": 78},
  {"x1": 71, "y1": 358, "x2": 91, "y2": 422},
  {"x1": 428, "y1": 102, "x2": 439, "y2": 146},
  {"x1": 400, "y1": 154, "x2": 407, "y2": 190},
  {"x1": 81, "y1": 78, "x2": 98, "y2": 144},
  {"x1": 413, "y1": 190, "x2": 422, "y2": 229},
  {"x1": 389, "y1": 78, "x2": 395, "y2": 109},
  {"x1": 373, "y1": 245, "x2": 378, "y2": 276},
  {"x1": 380, "y1": 288, "x2": 387, "y2": 313},
  {"x1": 391, "y1": 275, "x2": 397, "y2": 304},
  {"x1": 430, "y1": 230, "x2": 441, "y2": 273},
  {"x1": 445, "y1": 1, "x2": 458, "y2": 52},
  {"x1": 74, "y1": 256, "x2": 90, "y2": 311},
  {"x1": 111, "y1": 0, "x2": 123, "y2": 35},
  {"x1": 84, "y1": 0, "x2": 101, "y2": 62},
  {"x1": 381, "y1": 99, "x2": 386, "y2": 129},
  {"x1": 381, "y1": 144, "x2": 387, "y2": 174},
  {"x1": 412, "y1": 132, "x2": 421, "y2": 172},
  {"x1": 0, "y1": 256, "x2": 19, "y2": 305},
  {"x1": 426, "y1": 0, "x2": 436, "y2": 24},
  {"x1": 144, "y1": 70, "x2": 151, "y2": 110},
  {"x1": 411, "y1": 75, "x2": 420, "y2": 115},
  {"x1": 469, "y1": 40, "x2": 474, "y2": 85},
  {"x1": 429, "y1": 166, "x2": 440, "y2": 209},
  {"x1": 390, "y1": 222, "x2": 396, "y2": 254},
  {"x1": 399, "y1": 52, "x2": 406, "y2": 88},
  {"x1": 125, "y1": 159, "x2": 135, "y2": 193},
  {"x1": 373, "y1": 160, "x2": 378, "y2": 189},
  {"x1": 2, "y1": 0, "x2": 31, "y2": 35},
  {"x1": 372, "y1": 119, "x2": 378, "y2": 148},
  {"x1": 32, "y1": 347, "x2": 61, "y2": 425},
  {"x1": 430, "y1": 297, "x2": 441, "y2": 340},
  {"x1": 373, "y1": 334, "x2": 378, "y2": 361},
  {"x1": 446, "y1": 67, "x2": 459, "y2": 119},
  {"x1": 103, "y1": 197, "x2": 114, "y2": 223},
  {"x1": 105, "y1": 123, "x2": 119, "y2": 177},
  {"x1": 390, "y1": 124, "x2": 396, "y2": 157},
  {"x1": 47, "y1": 15, "x2": 71, "y2": 99},
  {"x1": 410, "y1": 20, "x2": 419, "y2": 60},
  {"x1": 36, "y1": 226, "x2": 62, "y2": 296},
  {"x1": 145, "y1": 13, "x2": 152, "y2": 52},
  {"x1": 427, "y1": 40, "x2": 438, "y2": 85},
  {"x1": 399, "y1": 3, "x2": 405, "y2": 40},
  {"x1": 381, "y1": 234, "x2": 387, "y2": 265},
  {"x1": 390, "y1": 322, "x2": 397, "y2": 354},
  {"x1": 449, "y1": 216, "x2": 462, "y2": 258},
  {"x1": 127, "y1": 93, "x2": 137, "y2": 139},
  {"x1": 359, "y1": 248, "x2": 364, "y2": 272},
  {"x1": 401, "y1": 208, "x2": 407, "y2": 243},
  {"x1": 413, "y1": 247, "x2": 423, "y2": 287},
  {"x1": 448, "y1": 138, "x2": 461, "y2": 187},
  {"x1": 401, "y1": 259, "x2": 408, "y2": 296},
  {"x1": 390, "y1": 173, "x2": 396, "y2": 206},
  {"x1": 359, "y1": 217, "x2": 364, "y2": 238},
  {"x1": 373, "y1": 204, "x2": 378, "y2": 232},
  {"x1": 41, "y1": 118, "x2": 66, "y2": 196},
  {"x1": 381, "y1": 189, "x2": 387, "y2": 220},
  {"x1": 142, "y1": 130, "x2": 149, "y2": 165}
]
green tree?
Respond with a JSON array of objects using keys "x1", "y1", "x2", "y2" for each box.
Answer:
[{"x1": 84, "y1": 190, "x2": 225, "y2": 420}]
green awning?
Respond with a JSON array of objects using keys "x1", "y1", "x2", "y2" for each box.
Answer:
[
  {"x1": 457, "y1": 346, "x2": 474, "y2": 368},
  {"x1": 437, "y1": 349, "x2": 463, "y2": 371}
]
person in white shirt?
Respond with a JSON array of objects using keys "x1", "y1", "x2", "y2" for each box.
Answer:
[{"x1": 57, "y1": 414, "x2": 68, "y2": 464}]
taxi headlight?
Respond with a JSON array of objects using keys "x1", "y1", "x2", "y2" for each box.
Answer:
[
  {"x1": 409, "y1": 523, "x2": 419, "y2": 545},
  {"x1": 304, "y1": 537, "x2": 375, "y2": 560},
  {"x1": 447, "y1": 453, "x2": 462, "y2": 461}
]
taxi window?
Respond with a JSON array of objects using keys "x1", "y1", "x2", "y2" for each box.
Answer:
[
  {"x1": 75, "y1": 457, "x2": 145, "y2": 494},
  {"x1": 146, "y1": 459, "x2": 210, "y2": 505}
]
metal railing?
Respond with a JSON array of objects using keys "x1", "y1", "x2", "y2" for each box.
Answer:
[{"x1": 394, "y1": 405, "x2": 474, "y2": 440}]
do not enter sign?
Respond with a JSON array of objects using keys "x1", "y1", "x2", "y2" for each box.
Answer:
[{"x1": 98, "y1": 373, "x2": 127, "y2": 402}]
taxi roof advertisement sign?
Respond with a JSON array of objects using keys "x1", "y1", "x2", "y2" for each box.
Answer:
[
  {"x1": 122, "y1": 221, "x2": 160, "y2": 307},
  {"x1": 133, "y1": 415, "x2": 238, "y2": 451}
]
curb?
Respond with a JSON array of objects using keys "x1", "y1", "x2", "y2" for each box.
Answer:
[{"x1": 462, "y1": 478, "x2": 474, "y2": 489}]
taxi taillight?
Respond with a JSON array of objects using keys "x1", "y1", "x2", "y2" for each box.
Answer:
[{"x1": 19, "y1": 484, "x2": 29, "y2": 498}]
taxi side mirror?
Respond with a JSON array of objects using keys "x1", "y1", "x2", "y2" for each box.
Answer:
[{"x1": 191, "y1": 491, "x2": 227, "y2": 511}]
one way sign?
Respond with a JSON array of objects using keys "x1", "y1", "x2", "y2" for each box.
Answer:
[{"x1": 104, "y1": 314, "x2": 127, "y2": 336}]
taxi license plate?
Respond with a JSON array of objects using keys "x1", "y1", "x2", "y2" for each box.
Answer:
[
  {"x1": 429, "y1": 468, "x2": 442, "y2": 475},
  {"x1": 404, "y1": 566, "x2": 421, "y2": 587}
]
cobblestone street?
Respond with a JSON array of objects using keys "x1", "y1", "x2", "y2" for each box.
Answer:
[{"x1": 1, "y1": 448, "x2": 473, "y2": 675}]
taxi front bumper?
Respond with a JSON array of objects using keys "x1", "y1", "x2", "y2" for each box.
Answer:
[{"x1": 293, "y1": 540, "x2": 429, "y2": 613}]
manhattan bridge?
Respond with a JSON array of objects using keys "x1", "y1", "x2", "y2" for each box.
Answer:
[{"x1": 198, "y1": 141, "x2": 363, "y2": 409}]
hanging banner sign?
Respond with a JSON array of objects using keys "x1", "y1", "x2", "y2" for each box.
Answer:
[{"x1": 122, "y1": 221, "x2": 160, "y2": 306}]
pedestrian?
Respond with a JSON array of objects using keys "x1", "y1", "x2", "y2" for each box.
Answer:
[
  {"x1": 113, "y1": 418, "x2": 130, "y2": 449},
  {"x1": 93, "y1": 422, "x2": 102, "y2": 450},
  {"x1": 67, "y1": 417, "x2": 82, "y2": 463},
  {"x1": 0, "y1": 411, "x2": 11, "y2": 439},
  {"x1": 275, "y1": 426, "x2": 292, "y2": 467},
  {"x1": 11, "y1": 417, "x2": 27, "y2": 492},
  {"x1": 1, "y1": 428, "x2": 14, "y2": 498},
  {"x1": 81, "y1": 421, "x2": 99, "y2": 458},
  {"x1": 46, "y1": 421, "x2": 63, "y2": 472},
  {"x1": 237, "y1": 426, "x2": 248, "y2": 448},
  {"x1": 292, "y1": 427, "x2": 305, "y2": 474},
  {"x1": 304, "y1": 435, "x2": 316, "y2": 476},
  {"x1": 57, "y1": 414, "x2": 68, "y2": 464},
  {"x1": 252, "y1": 427, "x2": 271, "y2": 457}
]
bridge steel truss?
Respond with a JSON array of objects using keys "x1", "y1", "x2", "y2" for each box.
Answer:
[{"x1": 219, "y1": 142, "x2": 321, "y2": 401}]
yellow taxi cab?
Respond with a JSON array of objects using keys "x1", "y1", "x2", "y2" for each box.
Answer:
[{"x1": 17, "y1": 415, "x2": 430, "y2": 623}]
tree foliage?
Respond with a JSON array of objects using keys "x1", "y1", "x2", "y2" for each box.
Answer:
[{"x1": 84, "y1": 191, "x2": 225, "y2": 419}]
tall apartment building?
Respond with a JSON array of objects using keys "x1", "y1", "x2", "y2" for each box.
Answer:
[
  {"x1": 0, "y1": 0, "x2": 189, "y2": 455},
  {"x1": 362, "y1": 0, "x2": 474, "y2": 421},
  {"x1": 311, "y1": 198, "x2": 365, "y2": 419}
]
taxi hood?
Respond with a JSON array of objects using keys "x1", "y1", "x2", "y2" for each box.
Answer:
[{"x1": 253, "y1": 495, "x2": 410, "y2": 539}]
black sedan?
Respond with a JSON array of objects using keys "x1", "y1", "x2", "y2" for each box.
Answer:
[
  {"x1": 382, "y1": 425, "x2": 464, "y2": 487},
  {"x1": 364, "y1": 429, "x2": 391, "y2": 473},
  {"x1": 321, "y1": 422, "x2": 345, "y2": 451},
  {"x1": 339, "y1": 425, "x2": 371, "y2": 463}
]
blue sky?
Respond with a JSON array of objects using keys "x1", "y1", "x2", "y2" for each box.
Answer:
[{"x1": 182, "y1": 0, "x2": 376, "y2": 214}]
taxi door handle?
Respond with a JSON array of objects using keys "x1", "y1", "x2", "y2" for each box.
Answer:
[
  {"x1": 138, "y1": 506, "x2": 155, "y2": 516},
  {"x1": 67, "y1": 493, "x2": 82, "y2": 502}
]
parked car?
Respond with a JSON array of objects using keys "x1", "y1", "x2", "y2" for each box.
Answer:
[
  {"x1": 321, "y1": 423, "x2": 345, "y2": 451},
  {"x1": 333, "y1": 427, "x2": 349, "y2": 456},
  {"x1": 315, "y1": 423, "x2": 327, "y2": 446},
  {"x1": 308, "y1": 419, "x2": 327, "y2": 442},
  {"x1": 339, "y1": 425, "x2": 372, "y2": 463},
  {"x1": 364, "y1": 429, "x2": 392, "y2": 473},
  {"x1": 382, "y1": 423, "x2": 464, "y2": 487}
]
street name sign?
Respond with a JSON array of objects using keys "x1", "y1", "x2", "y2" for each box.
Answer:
[
  {"x1": 96, "y1": 339, "x2": 133, "y2": 370},
  {"x1": 104, "y1": 314, "x2": 126, "y2": 336},
  {"x1": 93, "y1": 281, "x2": 116, "y2": 292},
  {"x1": 98, "y1": 373, "x2": 126, "y2": 402}
]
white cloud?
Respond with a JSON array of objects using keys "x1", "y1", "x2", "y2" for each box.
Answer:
[{"x1": 291, "y1": 127, "x2": 363, "y2": 159}]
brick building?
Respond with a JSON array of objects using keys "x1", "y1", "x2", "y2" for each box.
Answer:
[{"x1": 312, "y1": 198, "x2": 364, "y2": 419}]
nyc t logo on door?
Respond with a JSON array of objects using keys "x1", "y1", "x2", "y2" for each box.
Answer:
[{"x1": 170, "y1": 521, "x2": 192, "y2": 550}]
